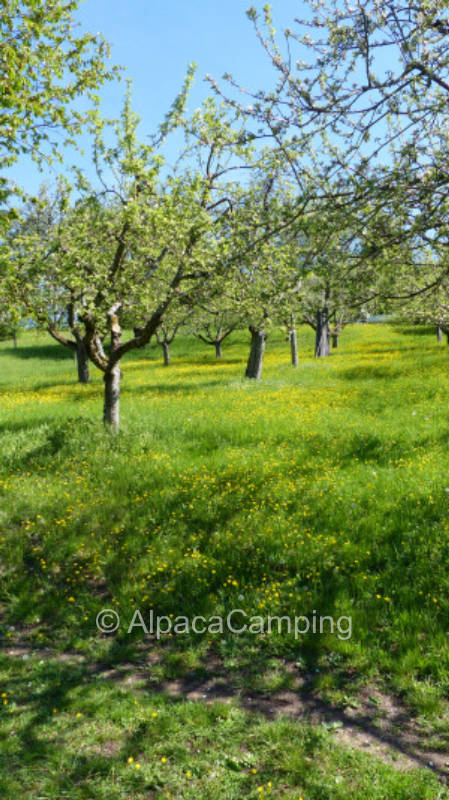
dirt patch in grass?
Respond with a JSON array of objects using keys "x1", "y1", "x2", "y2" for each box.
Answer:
[
  {"x1": 158, "y1": 662, "x2": 448, "y2": 779},
  {"x1": 3, "y1": 638, "x2": 448, "y2": 781}
]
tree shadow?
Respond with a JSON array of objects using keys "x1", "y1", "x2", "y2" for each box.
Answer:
[
  {"x1": 0, "y1": 639, "x2": 446, "y2": 795},
  {"x1": 339, "y1": 364, "x2": 406, "y2": 381},
  {"x1": 121, "y1": 378, "x2": 230, "y2": 396},
  {"x1": 5, "y1": 343, "x2": 75, "y2": 361},
  {"x1": 396, "y1": 326, "x2": 435, "y2": 337},
  {"x1": 337, "y1": 431, "x2": 411, "y2": 465}
]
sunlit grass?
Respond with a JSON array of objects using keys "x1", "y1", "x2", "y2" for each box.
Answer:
[{"x1": 1, "y1": 323, "x2": 449, "y2": 798}]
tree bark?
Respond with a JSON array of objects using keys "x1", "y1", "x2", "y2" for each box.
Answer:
[
  {"x1": 94, "y1": 334, "x2": 107, "y2": 361},
  {"x1": 331, "y1": 333, "x2": 339, "y2": 349},
  {"x1": 76, "y1": 339, "x2": 90, "y2": 383},
  {"x1": 161, "y1": 341, "x2": 170, "y2": 366},
  {"x1": 215, "y1": 340, "x2": 223, "y2": 358},
  {"x1": 245, "y1": 327, "x2": 266, "y2": 379},
  {"x1": 289, "y1": 327, "x2": 298, "y2": 366},
  {"x1": 103, "y1": 365, "x2": 121, "y2": 430},
  {"x1": 437, "y1": 325, "x2": 443, "y2": 342},
  {"x1": 315, "y1": 311, "x2": 330, "y2": 357},
  {"x1": 47, "y1": 324, "x2": 93, "y2": 382}
]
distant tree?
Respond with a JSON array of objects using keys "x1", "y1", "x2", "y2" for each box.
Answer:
[
  {"x1": 191, "y1": 298, "x2": 240, "y2": 359},
  {"x1": 393, "y1": 259, "x2": 449, "y2": 344},
  {"x1": 154, "y1": 324, "x2": 178, "y2": 367},
  {"x1": 299, "y1": 279, "x2": 360, "y2": 357},
  {"x1": 329, "y1": 310, "x2": 359, "y2": 350},
  {"x1": 229, "y1": 172, "x2": 304, "y2": 378},
  {"x1": 6, "y1": 182, "x2": 97, "y2": 382},
  {"x1": 145, "y1": 307, "x2": 189, "y2": 366}
]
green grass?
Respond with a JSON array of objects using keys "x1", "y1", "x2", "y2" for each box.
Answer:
[{"x1": 1, "y1": 323, "x2": 449, "y2": 798}]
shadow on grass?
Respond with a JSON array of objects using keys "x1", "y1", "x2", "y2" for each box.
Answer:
[
  {"x1": 4, "y1": 343, "x2": 76, "y2": 361},
  {"x1": 340, "y1": 365, "x2": 406, "y2": 381},
  {"x1": 337, "y1": 431, "x2": 412, "y2": 465},
  {"x1": 3, "y1": 416, "x2": 449, "y2": 744},
  {"x1": 0, "y1": 638, "x2": 446, "y2": 792},
  {"x1": 120, "y1": 378, "x2": 233, "y2": 397},
  {"x1": 396, "y1": 326, "x2": 436, "y2": 337}
]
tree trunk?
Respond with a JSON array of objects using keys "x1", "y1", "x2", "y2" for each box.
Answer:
[
  {"x1": 289, "y1": 327, "x2": 298, "y2": 366},
  {"x1": 161, "y1": 341, "x2": 170, "y2": 366},
  {"x1": 215, "y1": 340, "x2": 223, "y2": 358},
  {"x1": 331, "y1": 332, "x2": 339, "y2": 349},
  {"x1": 76, "y1": 340, "x2": 90, "y2": 383},
  {"x1": 446, "y1": 331, "x2": 449, "y2": 346},
  {"x1": 245, "y1": 327, "x2": 266, "y2": 379},
  {"x1": 103, "y1": 365, "x2": 121, "y2": 430},
  {"x1": 437, "y1": 325, "x2": 443, "y2": 342},
  {"x1": 315, "y1": 311, "x2": 330, "y2": 357}
]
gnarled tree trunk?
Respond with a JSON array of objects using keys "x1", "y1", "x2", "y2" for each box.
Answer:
[
  {"x1": 103, "y1": 364, "x2": 121, "y2": 430},
  {"x1": 437, "y1": 325, "x2": 443, "y2": 342},
  {"x1": 215, "y1": 340, "x2": 223, "y2": 358},
  {"x1": 76, "y1": 339, "x2": 90, "y2": 383},
  {"x1": 315, "y1": 311, "x2": 330, "y2": 357},
  {"x1": 331, "y1": 332, "x2": 339, "y2": 349},
  {"x1": 245, "y1": 327, "x2": 266, "y2": 379}
]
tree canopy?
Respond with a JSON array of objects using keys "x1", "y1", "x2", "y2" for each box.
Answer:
[{"x1": 0, "y1": 0, "x2": 116, "y2": 209}]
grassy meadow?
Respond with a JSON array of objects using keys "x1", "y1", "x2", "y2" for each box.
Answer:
[{"x1": 1, "y1": 323, "x2": 449, "y2": 798}]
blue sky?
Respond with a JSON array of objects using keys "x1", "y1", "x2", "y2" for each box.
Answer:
[{"x1": 7, "y1": 0, "x2": 303, "y2": 193}]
